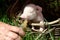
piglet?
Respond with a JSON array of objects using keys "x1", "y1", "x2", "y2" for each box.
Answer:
[{"x1": 20, "y1": 4, "x2": 44, "y2": 32}]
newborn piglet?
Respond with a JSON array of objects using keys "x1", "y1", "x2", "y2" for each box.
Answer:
[{"x1": 20, "y1": 4, "x2": 44, "y2": 32}]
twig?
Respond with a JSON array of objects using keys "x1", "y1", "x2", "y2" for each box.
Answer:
[
  {"x1": 35, "y1": 27, "x2": 55, "y2": 40},
  {"x1": 31, "y1": 18, "x2": 60, "y2": 26},
  {"x1": 46, "y1": 18, "x2": 60, "y2": 25},
  {"x1": 45, "y1": 27, "x2": 55, "y2": 34},
  {"x1": 51, "y1": 24, "x2": 60, "y2": 26}
]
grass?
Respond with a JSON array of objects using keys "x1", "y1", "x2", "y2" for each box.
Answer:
[{"x1": 0, "y1": 13, "x2": 60, "y2": 40}]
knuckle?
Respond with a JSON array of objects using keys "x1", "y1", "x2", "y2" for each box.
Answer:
[
  {"x1": 15, "y1": 36, "x2": 22, "y2": 40},
  {"x1": 19, "y1": 27, "x2": 25, "y2": 36}
]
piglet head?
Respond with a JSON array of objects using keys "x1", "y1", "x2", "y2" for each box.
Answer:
[{"x1": 20, "y1": 5, "x2": 37, "y2": 20}]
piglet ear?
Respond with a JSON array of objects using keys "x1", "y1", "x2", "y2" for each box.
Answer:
[{"x1": 36, "y1": 6, "x2": 42, "y2": 12}]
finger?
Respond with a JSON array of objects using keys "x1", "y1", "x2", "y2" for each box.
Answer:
[
  {"x1": 15, "y1": 36, "x2": 22, "y2": 40},
  {"x1": 6, "y1": 31, "x2": 18, "y2": 39},
  {"x1": 0, "y1": 27, "x2": 9, "y2": 40},
  {"x1": 9, "y1": 26, "x2": 25, "y2": 37},
  {"x1": 0, "y1": 27, "x2": 9, "y2": 35},
  {"x1": 4, "y1": 36, "x2": 13, "y2": 40},
  {"x1": 0, "y1": 22, "x2": 25, "y2": 37},
  {"x1": 0, "y1": 22, "x2": 11, "y2": 28},
  {"x1": 0, "y1": 32, "x2": 13, "y2": 40},
  {"x1": 0, "y1": 35, "x2": 5, "y2": 40}
]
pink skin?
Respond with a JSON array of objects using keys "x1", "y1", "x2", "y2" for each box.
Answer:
[
  {"x1": 0, "y1": 22, "x2": 25, "y2": 40},
  {"x1": 20, "y1": 4, "x2": 44, "y2": 32},
  {"x1": 20, "y1": 4, "x2": 44, "y2": 21}
]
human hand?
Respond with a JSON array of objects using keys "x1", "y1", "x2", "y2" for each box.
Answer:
[{"x1": 0, "y1": 22, "x2": 25, "y2": 40}]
